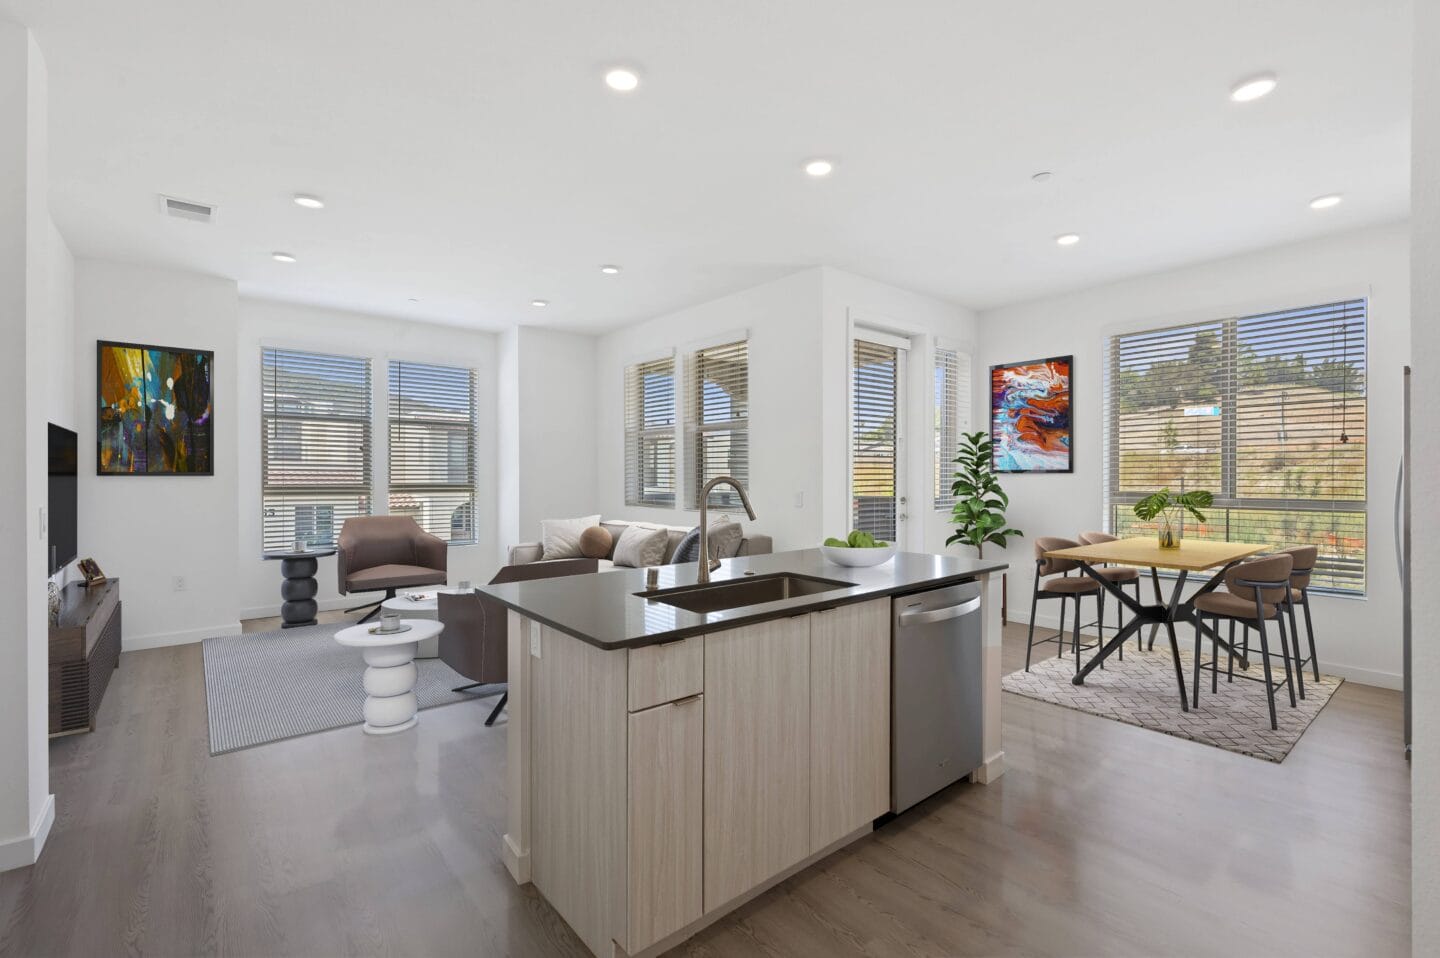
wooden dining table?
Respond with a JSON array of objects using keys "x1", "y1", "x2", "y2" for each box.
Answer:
[{"x1": 1043, "y1": 536, "x2": 1269, "y2": 712}]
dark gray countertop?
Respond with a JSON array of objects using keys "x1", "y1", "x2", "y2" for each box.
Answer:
[{"x1": 477, "y1": 548, "x2": 1009, "y2": 650}]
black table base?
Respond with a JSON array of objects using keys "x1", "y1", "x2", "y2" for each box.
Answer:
[
  {"x1": 279, "y1": 556, "x2": 320, "y2": 628},
  {"x1": 1069, "y1": 561, "x2": 1251, "y2": 712}
]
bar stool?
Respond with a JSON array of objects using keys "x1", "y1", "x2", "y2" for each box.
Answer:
[
  {"x1": 1278, "y1": 545, "x2": 1321, "y2": 685},
  {"x1": 1078, "y1": 531, "x2": 1143, "y2": 651},
  {"x1": 1026, "y1": 536, "x2": 1107, "y2": 674},
  {"x1": 1191, "y1": 553, "x2": 1297, "y2": 729}
]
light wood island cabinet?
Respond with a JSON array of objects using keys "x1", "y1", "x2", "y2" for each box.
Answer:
[{"x1": 504, "y1": 597, "x2": 893, "y2": 957}]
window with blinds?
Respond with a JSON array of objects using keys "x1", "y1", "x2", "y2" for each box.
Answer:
[
  {"x1": 686, "y1": 339, "x2": 749, "y2": 509},
  {"x1": 388, "y1": 360, "x2": 477, "y2": 544},
  {"x1": 853, "y1": 338, "x2": 901, "y2": 541},
  {"x1": 624, "y1": 356, "x2": 677, "y2": 506},
  {"x1": 1106, "y1": 299, "x2": 1367, "y2": 594},
  {"x1": 934, "y1": 347, "x2": 972, "y2": 510},
  {"x1": 261, "y1": 348, "x2": 372, "y2": 552}
]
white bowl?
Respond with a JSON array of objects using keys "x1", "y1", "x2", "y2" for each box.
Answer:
[{"x1": 820, "y1": 543, "x2": 898, "y2": 567}]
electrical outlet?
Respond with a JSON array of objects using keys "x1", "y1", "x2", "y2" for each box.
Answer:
[
  {"x1": 794, "y1": 491, "x2": 804, "y2": 509},
  {"x1": 38, "y1": 506, "x2": 47, "y2": 539},
  {"x1": 173, "y1": 576, "x2": 187, "y2": 592}
]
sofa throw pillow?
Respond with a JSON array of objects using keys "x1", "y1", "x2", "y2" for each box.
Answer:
[
  {"x1": 672, "y1": 526, "x2": 703, "y2": 564},
  {"x1": 541, "y1": 514, "x2": 601, "y2": 560},
  {"x1": 706, "y1": 520, "x2": 744, "y2": 559},
  {"x1": 578, "y1": 525, "x2": 613, "y2": 560},
  {"x1": 612, "y1": 524, "x2": 670, "y2": 568}
]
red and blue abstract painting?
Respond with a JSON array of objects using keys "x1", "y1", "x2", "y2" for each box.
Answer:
[
  {"x1": 990, "y1": 356, "x2": 1072, "y2": 473},
  {"x1": 97, "y1": 341, "x2": 213, "y2": 475}
]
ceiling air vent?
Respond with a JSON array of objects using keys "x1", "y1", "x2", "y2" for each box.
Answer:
[{"x1": 159, "y1": 195, "x2": 216, "y2": 223}]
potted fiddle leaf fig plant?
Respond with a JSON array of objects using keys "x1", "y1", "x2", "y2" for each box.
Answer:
[
  {"x1": 946, "y1": 431, "x2": 1023, "y2": 559},
  {"x1": 1133, "y1": 488, "x2": 1214, "y2": 549}
]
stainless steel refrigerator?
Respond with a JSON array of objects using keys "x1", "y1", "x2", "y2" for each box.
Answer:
[{"x1": 1400, "y1": 365, "x2": 1412, "y2": 758}]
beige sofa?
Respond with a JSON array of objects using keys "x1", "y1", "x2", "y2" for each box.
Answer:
[{"x1": 508, "y1": 519, "x2": 773, "y2": 572}]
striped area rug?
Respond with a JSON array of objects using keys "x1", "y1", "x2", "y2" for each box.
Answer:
[
  {"x1": 1002, "y1": 639, "x2": 1342, "y2": 762},
  {"x1": 202, "y1": 622, "x2": 481, "y2": 755}
]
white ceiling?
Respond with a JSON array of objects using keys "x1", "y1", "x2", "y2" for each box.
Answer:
[{"x1": 7, "y1": 0, "x2": 1412, "y2": 332}]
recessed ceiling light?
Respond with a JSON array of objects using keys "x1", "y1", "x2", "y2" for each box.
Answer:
[
  {"x1": 1055, "y1": 233, "x2": 1081, "y2": 246},
  {"x1": 530, "y1": 299, "x2": 549, "y2": 307},
  {"x1": 604, "y1": 68, "x2": 640, "y2": 92},
  {"x1": 1309, "y1": 193, "x2": 1343, "y2": 210},
  {"x1": 599, "y1": 264, "x2": 622, "y2": 275},
  {"x1": 272, "y1": 251, "x2": 297, "y2": 263},
  {"x1": 1031, "y1": 171, "x2": 1054, "y2": 183},
  {"x1": 1230, "y1": 72, "x2": 1278, "y2": 102},
  {"x1": 803, "y1": 158, "x2": 835, "y2": 177},
  {"x1": 292, "y1": 193, "x2": 324, "y2": 209}
]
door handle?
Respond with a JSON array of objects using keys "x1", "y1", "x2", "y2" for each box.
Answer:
[{"x1": 898, "y1": 596, "x2": 982, "y2": 627}]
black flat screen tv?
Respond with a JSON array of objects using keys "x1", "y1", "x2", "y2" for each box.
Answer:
[{"x1": 48, "y1": 423, "x2": 77, "y2": 575}]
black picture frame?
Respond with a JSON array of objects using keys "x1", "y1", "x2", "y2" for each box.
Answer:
[
  {"x1": 96, "y1": 339, "x2": 215, "y2": 476},
  {"x1": 989, "y1": 354, "x2": 1074, "y2": 474}
]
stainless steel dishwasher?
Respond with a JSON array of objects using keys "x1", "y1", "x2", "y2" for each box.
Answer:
[{"x1": 891, "y1": 580, "x2": 984, "y2": 814}]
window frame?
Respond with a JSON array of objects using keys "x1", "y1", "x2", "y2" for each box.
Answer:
[
  {"x1": 260, "y1": 346, "x2": 373, "y2": 554},
  {"x1": 1104, "y1": 298, "x2": 1369, "y2": 596},
  {"x1": 933, "y1": 344, "x2": 972, "y2": 512},
  {"x1": 386, "y1": 358, "x2": 479, "y2": 546},
  {"x1": 685, "y1": 338, "x2": 750, "y2": 510},
  {"x1": 624, "y1": 354, "x2": 678, "y2": 508}
]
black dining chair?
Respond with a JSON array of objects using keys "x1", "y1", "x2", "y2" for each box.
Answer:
[
  {"x1": 1077, "y1": 531, "x2": 1143, "y2": 651},
  {"x1": 1191, "y1": 553, "x2": 1297, "y2": 729}
]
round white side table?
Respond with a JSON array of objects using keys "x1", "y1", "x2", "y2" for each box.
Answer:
[{"x1": 334, "y1": 619, "x2": 444, "y2": 735}]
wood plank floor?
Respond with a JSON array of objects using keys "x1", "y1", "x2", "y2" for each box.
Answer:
[{"x1": 0, "y1": 621, "x2": 1409, "y2": 957}]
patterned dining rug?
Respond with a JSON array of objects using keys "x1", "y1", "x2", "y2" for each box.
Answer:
[
  {"x1": 1002, "y1": 639, "x2": 1343, "y2": 762},
  {"x1": 202, "y1": 622, "x2": 484, "y2": 755}
]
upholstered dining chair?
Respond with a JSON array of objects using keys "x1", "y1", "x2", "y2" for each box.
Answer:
[
  {"x1": 1278, "y1": 544, "x2": 1321, "y2": 685},
  {"x1": 1077, "y1": 531, "x2": 1143, "y2": 650},
  {"x1": 437, "y1": 557, "x2": 598, "y2": 726},
  {"x1": 337, "y1": 516, "x2": 448, "y2": 622},
  {"x1": 1026, "y1": 536, "x2": 1107, "y2": 674},
  {"x1": 1191, "y1": 553, "x2": 1297, "y2": 729}
]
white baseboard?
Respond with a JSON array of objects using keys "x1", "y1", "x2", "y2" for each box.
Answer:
[
  {"x1": 238, "y1": 596, "x2": 352, "y2": 621},
  {"x1": 1009, "y1": 610, "x2": 1402, "y2": 691},
  {"x1": 0, "y1": 793, "x2": 54, "y2": 873},
  {"x1": 122, "y1": 621, "x2": 244, "y2": 652},
  {"x1": 970, "y1": 750, "x2": 1005, "y2": 785}
]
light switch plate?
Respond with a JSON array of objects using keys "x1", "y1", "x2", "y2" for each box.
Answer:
[{"x1": 530, "y1": 628, "x2": 541, "y2": 658}]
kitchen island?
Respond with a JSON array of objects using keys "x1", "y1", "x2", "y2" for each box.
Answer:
[{"x1": 479, "y1": 548, "x2": 1008, "y2": 957}]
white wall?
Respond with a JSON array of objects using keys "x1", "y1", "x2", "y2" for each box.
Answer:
[
  {"x1": 977, "y1": 222, "x2": 1410, "y2": 689},
  {"x1": 0, "y1": 19, "x2": 56, "y2": 871},
  {"x1": 41, "y1": 218, "x2": 75, "y2": 431},
  {"x1": 74, "y1": 260, "x2": 243, "y2": 649},
  {"x1": 235, "y1": 298, "x2": 500, "y2": 618},
  {"x1": 511, "y1": 326, "x2": 599, "y2": 545},
  {"x1": 594, "y1": 267, "x2": 976, "y2": 555},
  {"x1": 1411, "y1": 0, "x2": 1439, "y2": 947}
]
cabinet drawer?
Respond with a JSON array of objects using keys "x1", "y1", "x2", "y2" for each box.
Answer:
[{"x1": 628, "y1": 636, "x2": 703, "y2": 711}]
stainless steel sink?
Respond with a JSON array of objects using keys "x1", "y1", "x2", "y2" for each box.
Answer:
[{"x1": 640, "y1": 572, "x2": 855, "y2": 614}]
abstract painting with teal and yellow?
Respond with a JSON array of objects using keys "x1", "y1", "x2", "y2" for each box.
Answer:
[{"x1": 97, "y1": 341, "x2": 213, "y2": 475}]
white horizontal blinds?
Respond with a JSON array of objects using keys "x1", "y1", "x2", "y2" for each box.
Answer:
[
  {"x1": 933, "y1": 347, "x2": 972, "y2": 510},
  {"x1": 388, "y1": 360, "x2": 477, "y2": 544},
  {"x1": 1107, "y1": 298, "x2": 1367, "y2": 594},
  {"x1": 261, "y1": 348, "x2": 372, "y2": 552},
  {"x1": 624, "y1": 357, "x2": 677, "y2": 507},
  {"x1": 688, "y1": 340, "x2": 749, "y2": 509},
  {"x1": 853, "y1": 338, "x2": 900, "y2": 541}
]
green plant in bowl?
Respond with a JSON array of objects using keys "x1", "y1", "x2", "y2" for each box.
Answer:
[{"x1": 824, "y1": 531, "x2": 890, "y2": 548}]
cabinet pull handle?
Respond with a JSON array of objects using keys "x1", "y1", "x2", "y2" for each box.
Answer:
[{"x1": 671, "y1": 694, "x2": 702, "y2": 707}]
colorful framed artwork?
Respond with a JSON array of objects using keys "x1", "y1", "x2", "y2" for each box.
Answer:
[
  {"x1": 97, "y1": 340, "x2": 214, "y2": 475},
  {"x1": 990, "y1": 355, "x2": 1073, "y2": 473}
]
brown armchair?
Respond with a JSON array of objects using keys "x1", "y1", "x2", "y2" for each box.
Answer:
[
  {"x1": 437, "y1": 557, "x2": 597, "y2": 726},
  {"x1": 337, "y1": 516, "x2": 448, "y2": 622}
]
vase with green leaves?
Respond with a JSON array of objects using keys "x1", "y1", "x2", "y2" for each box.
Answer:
[
  {"x1": 946, "y1": 431, "x2": 1023, "y2": 558},
  {"x1": 1133, "y1": 488, "x2": 1214, "y2": 549}
]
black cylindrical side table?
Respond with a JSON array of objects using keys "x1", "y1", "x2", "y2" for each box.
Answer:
[{"x1": 263, "y1": 549, "x2": 337, "y2": 629}]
